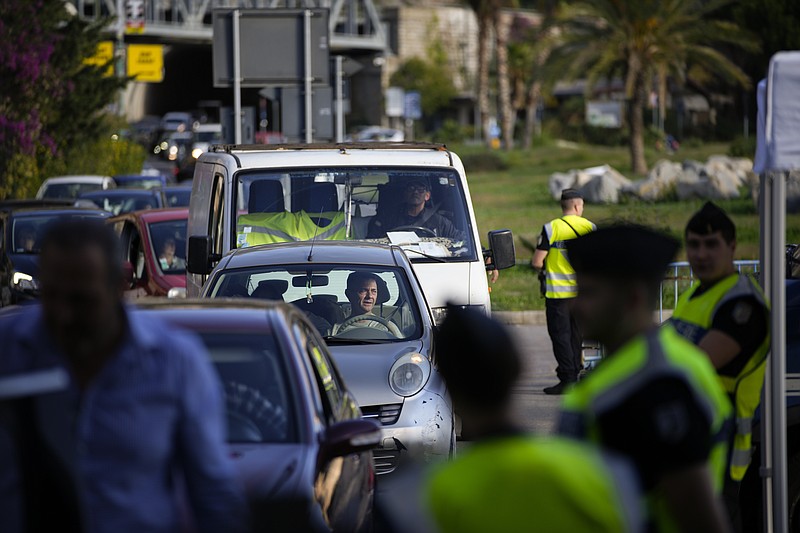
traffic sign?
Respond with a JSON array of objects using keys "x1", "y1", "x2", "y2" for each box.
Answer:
[
  {"x1": 404, "y1": 91, "x2": 422, "y2": 120},
  {"x1": 84, "y1": 41, "x2": 115, "y2": 77},
  {"x1": 127, "y1": 44, "x2": 163, "y2": 83}
]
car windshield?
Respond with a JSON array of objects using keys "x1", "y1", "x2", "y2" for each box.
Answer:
[
  {"x1": 164, "y1": 188, "x2": 191, "y2": 207},
  {"x1": 199, "y1": 332, "x2": 297, "y2": 444},
  {"x1": 208, "y1": 265, "x2": 423, "y2": 342},
  {"x1": 83, "y1": 193, "x2": 160, "y2": 215},
  {"x1": 235, "y1": 167, "x2": 476, "y2": 262},
  {"x1": 42, "y1": 182, "x2": 103, "y2": 199},
  {"x1": 149, "y1": 219, "x2": 187, "y2": 274},
  {"x1": 196, "y1": 131, "x2": 222, "y2": 143},
  {"x1": 117, "y1": 177, "x2": 164, "y2": 189},
  {"x1": 11, "y1": 213, "x2": 106, "y2": 253}
]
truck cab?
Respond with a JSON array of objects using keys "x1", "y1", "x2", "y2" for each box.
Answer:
[{"x1": 185, "y1": 143, "x2": 515, "y2": 321}]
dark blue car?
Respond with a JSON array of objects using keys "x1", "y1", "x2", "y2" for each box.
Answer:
[
  {"x1": 77, "y1": 189, "x2": 165, "y2": 215},
  {"x1": 0, "y1": 204, "x2": 111, "y2": 306}
]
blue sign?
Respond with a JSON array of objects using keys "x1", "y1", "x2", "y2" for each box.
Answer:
[{"x1": 404, "y1": 91, "x2": 422, "y2": 120}]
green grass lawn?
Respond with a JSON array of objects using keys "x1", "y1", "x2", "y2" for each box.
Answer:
[{"x1": 456, "y1": 140, "x2": 800, "y2": 311}]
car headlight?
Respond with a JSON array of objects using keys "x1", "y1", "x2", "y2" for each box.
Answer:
[
  {"x1": 431, "y1": 305, "x2": 487, "y2": 326},
  {"x1": 192, "y1": 148, "x2": 203, "y2": 159},
  {"x1": 389, "y1": 352, "x2": 431, "y2": 397},
  {"x1": 12, "y1": 271, "x2": 39, "y2": 292}
]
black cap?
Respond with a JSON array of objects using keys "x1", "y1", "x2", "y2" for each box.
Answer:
[
  {"x1": 561, "y1": 188, "x2": 582, "y2": 201},
  {"x1": 405, "y1": 177, "x2": 430, "y2": 190},
  {"x1": 566, "y1": 224, "x2": 679, "y2": 281},
  {"x1": 686, "y1": 201, "x2": 736, "y2": 242},
  {"x1": 435, "y1": 304, "x2": 520, "y2": 410}
]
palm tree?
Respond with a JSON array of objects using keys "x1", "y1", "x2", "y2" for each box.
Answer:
[
  {"x1": 543, "y1": 0, "x2": 757, "y2": 174},
  {"x1": 466, "y1": 0, "x2": 493, "y2": 143}
]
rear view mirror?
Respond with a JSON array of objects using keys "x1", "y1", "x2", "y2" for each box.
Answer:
[
  {"x1": 318, "y1": 419, "x2": 381, "y2": 466},
  {"x1": 292, "y1": 275, "x2": 329, "y2": 288},
  {"x1": 187, "y1": 235, "x2": 213, "y2": 275},
  {"x1": 488, "y1": 229, "x2": 516, "y2": 270}
]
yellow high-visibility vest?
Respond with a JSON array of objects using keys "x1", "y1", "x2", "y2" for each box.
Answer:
[
  {"x1": 236, "y1": 211, "x2": 346, "y2": 247},
  {"x1": 427, "y1": 435, "x2": 644, "y2": 532},
  {"x1": 671, "y1": 273, "x2": 770, "y2": 481},
  {"x1": 560, "y1": 326, "x2": 732, "y2": 532},
  {"x1": 543, "y1": 216, "x2": 595, "y2": 299}
]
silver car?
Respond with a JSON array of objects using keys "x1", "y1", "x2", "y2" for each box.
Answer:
[{"x1": 201, "y1": 241, "x2": 454, "y2": 475}]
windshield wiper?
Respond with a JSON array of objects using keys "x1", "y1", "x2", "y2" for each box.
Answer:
[
  {"x1": 322, "y1": 336, "x2": 389, "y2": 345},
  {"x1": 401, "y1": 247, "x2": 447, "y2": 263}
]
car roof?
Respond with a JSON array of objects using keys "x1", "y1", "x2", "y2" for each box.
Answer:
[
  {"x1": 80, "y1": 189, "x2": 157, "y2": 198},
  {"x1": 108, "y1": 207, "x2": 188, "y2": 224},
  {"x1": 10, "y1": 207, "x2": 112, "y2": 217},
  {"x1": 43, "y1": 175, "x2": 112, "y2": 184},
  {"x1": 0, "y1": 199, "x2": 74, "y2": 211},
  {"x1": 160, "y1": 184, "x2": 192, "y2": 190},
  {"x1": 114, "y1": 174, "x2": 166, "y2": 181},
  {"x1": 224, "y1": 241, "x2": 402, "y2": 269},
  {"x1": 206, "y1": 142, "x2": 456, "y2": 170},
  {"x1": 132, "y1": 298, "x2": 293, "y2": 330}
]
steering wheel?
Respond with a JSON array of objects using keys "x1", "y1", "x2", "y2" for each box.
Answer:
[
  {"x1": 225, "y1": 381, "x2": 287, "y2": 442},
  {"x1": 337, "y1": 314, "x2": 393, "y2": 332},
  {"x1": 388, "y1": 225, "x2": 436, "y2": 238}
]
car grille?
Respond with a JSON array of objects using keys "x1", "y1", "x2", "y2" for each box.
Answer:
[
  {"x1": 361, "y1": 403, "x2": 402, "y2": 426},
  {"x1": 372, "y1": 449, "x2": 401, "y2": 475}
]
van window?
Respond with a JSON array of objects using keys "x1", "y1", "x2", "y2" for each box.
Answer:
[
  {"x1": 234, "y1": 167, "x2": 477, "y2": 262},
  {"x1": 210, "y1": 173, "x2": 225, "y2": 257}
]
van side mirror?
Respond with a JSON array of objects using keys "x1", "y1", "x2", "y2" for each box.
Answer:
[
  {"x1": 187, "y1": 235, "x2": 213, "y2": 275},
  {"x1": 487, "y1": 229, "x2": 516, "y2": 270}
]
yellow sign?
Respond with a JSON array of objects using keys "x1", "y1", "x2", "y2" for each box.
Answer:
[
  {"x1": 84, "y1": 41, "x2": 115, "y2": 77},
  {"x1": 127, "y1": 44, "x2": 164, "y2": 83}
]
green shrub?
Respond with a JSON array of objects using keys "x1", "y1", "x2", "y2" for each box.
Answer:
[
  {"x1": 460, "y1": 152, "x2": 510, "y2": 173},
  {"x1": 728, "y1": 136, "x2": 757, "y2": 159}
]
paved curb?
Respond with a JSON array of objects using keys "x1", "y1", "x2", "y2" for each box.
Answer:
[
  {"x1": 493, "y1": 309, "x2": 673, "y2": 325},
  {"x1": 493, "y1": 310, "x2": 547, "y2": 325}
]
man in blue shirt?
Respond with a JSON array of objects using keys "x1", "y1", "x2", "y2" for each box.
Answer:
[{"x1": 0, "y1": 220, "x2": 246, "y2": 533}]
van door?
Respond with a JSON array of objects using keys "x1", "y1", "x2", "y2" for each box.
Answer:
[{"x1": 186, "y1": 161, "x2": 216, "y2": 296}]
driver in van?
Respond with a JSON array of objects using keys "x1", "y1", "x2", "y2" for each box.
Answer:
[
  {"x1": 368, "y1": 178, "x2": 463, "y2": 240},
  {"x1": 332, "y1": 272, "x2": 402, "y2": 337}
]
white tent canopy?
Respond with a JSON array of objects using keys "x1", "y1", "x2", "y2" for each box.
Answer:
[{"x1": 755, "y1": 51, "x2": 800, "y2": 533}]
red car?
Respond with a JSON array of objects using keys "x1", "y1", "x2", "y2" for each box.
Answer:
[{"x1": 108, "y1": 208, "x2": 188, "y2": 298}]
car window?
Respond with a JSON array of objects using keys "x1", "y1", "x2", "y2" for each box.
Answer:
[
  {"x1": 209, "y1": 265, "x2": 423, "y2": 342},
  {"x1": 199, "y1": 331, "x2": 297, "y2": 443},
  {"x1": 293, "y1": 323, "x2": 341, "y2": 424},
  {"x1": 42, "y1": 182, "x2": 103, "y2": 199},
  {"x1": 11, "y1": 213, "x2": 105, "y2": 254},
  {"x1": 234, "y1": 167, "x2": 476, "y2": 262},
  {"x1": 128, "y1": 228, "x2": 147, "y2": 281},
  {"x1": 210, "y1": 173, "x2": 225, "y2": 257},
  {"x1": 149, "y1": 219, "x2": 187, "y2": 275}
]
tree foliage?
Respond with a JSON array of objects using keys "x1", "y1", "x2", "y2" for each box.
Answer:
[
  {"x1": 542, "y1": 0, "x2": 757, "y2": 174},
  {"x1": 389, "y1": 40, "x2": 457, "y2": 117},
  {"x1": 0, "y1": 0, "x2": 124, "y2": 199}
]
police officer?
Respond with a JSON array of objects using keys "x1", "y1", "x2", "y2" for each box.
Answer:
[
  {"x1": 670, "y1": 202, "x2": 769, "y2": 521},
  {"x1": 558, "y1": 225, "x2": 733, "y2": 533},
  {"x1": 531, "y1": 188, "x2": 596, "y2": 394},
  {"x1": 427, "y1": 304, "x2": 644, "y2": 533}
]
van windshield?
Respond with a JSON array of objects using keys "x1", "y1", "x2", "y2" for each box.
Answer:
[{"x1": 234, "y1": 167, "x2": 476, "y2": 262}]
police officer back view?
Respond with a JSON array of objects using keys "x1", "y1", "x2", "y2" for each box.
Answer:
[
  {"x1": 531, "y1": 188, "x2": 595, "y2": 394},
  {"x1": 558, "y1": 225, "x2": 733, "y2": 533},
  {"x1": 671, "y1": 202, "x2": 769, "y2": 525},
  {"x1": 427, "y1": 304, "x2": 644, "y2": 533}
]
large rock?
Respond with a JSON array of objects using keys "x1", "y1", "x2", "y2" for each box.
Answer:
[
  {"x1": 628, "y1": 160, "x2": 682, "y2": 201},
  {"x1": 750, "y1": 169, "x2": 800, "y2": 213},
  {"x1": 549, "y1": 171, "x2": 578, "y2": 199},
  {"x1": 579, "y1": 165, "x2": 632, "y2": 204}
]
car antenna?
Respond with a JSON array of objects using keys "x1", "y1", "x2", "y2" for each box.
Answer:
[{"x1": 307, "y1": 199, "x2": 327, "y2": 262}]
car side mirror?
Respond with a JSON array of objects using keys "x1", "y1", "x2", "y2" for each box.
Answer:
[
  {"x1": 121, "y1": 261, "x2": 135, "y2": 288},
  {"x1": 187, "y1": 235, "x2": 213, "y2": 275},
  {"x1": 487, "y1": 229, "x2": 516, "y2": 270},
  {"x1": 318, "y1": 419, "x2": 381, "y2": 467}
]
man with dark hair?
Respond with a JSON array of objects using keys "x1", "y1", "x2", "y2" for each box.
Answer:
[
  {"x1": 368, "y1": 178, "x2": 463, "y2": 240},
  {"x1": 426, "y1": 304, "x2": 644, "y2": 532},
  {"x1": 671, "y1": 202, "x2": 769, "y2": 517},
  {"x1": 559, "y1": 224, "x2": 732, "y2": 533},
  {"x1": 332, "y1": 271, "x2": 401, "y2": 337},
  {"x1": 531, "y1": 188, "x2": 596, "y2": 394},
  {"x1": 0, "y1": 219, "x2": 246, "y2": 533}
]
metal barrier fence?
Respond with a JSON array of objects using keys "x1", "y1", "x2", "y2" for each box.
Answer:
[{"x1": 658, "y1": 260, "x2": 761, "y2": 322}]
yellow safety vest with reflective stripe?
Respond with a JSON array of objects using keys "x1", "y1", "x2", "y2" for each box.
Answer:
[
  {"x1": 559, "y1": 326, "x2": 732, "y2": 533},
  {"x1": 427, "y1": 435, "x2": 644, "y2": 532},
  {"x1": 544, "y1": 216, "x2": 596, "y2": 299},
  {"x1": 236, "y1": 211, "x2": 346, "y2": 247},
  {"x1": 671, "y1": 274, "x2": 770, "y2": 481}
]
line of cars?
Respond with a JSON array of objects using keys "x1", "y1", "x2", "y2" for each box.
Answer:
[{"x1": 0, "y1": 142, "x2": 518, "y2": 531}]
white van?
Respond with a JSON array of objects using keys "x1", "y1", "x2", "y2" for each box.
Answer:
[{"x1": 185, "y1": 143, "x2": 515, "y2": 321}]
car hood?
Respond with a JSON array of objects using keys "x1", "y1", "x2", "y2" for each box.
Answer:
[
  {"x1": 328, "y1": 340, "x2": 425, "y2": 406},
  {"x1": 229, "y1": 443, "x2": 308, "y2": 498},
  {"x1": 9, "y1": 254, "x2": 39, "y2": 278}
]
